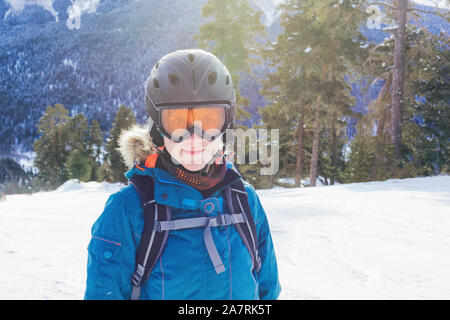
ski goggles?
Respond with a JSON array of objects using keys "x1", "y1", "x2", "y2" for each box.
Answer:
[{"x1": 158, "y1": 104, "x2": 230, "y2": 142}]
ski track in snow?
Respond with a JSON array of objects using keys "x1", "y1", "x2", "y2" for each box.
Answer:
[{"x1": 0, "y1": 176, "x2": 449, "y2": 299}]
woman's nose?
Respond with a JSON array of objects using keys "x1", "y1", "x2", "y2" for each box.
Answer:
[{"x1": 185, "y1": 132, "x2": 204, "y2": 149}]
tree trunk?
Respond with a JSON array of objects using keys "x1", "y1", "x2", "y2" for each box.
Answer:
[
  {"x1": 295, "y1": 104, "x2": 305, "y2": 187},
  {"x1": 330, "y1": 116, "x2": 337, "y2": 185},
  {"x1": 391, "y1": 0, "x2": 408, "y2": 174},
  {"x1": 268, "y1": 171, "x2": 273, "y2": 189},
  {"x1": 376, "y1": 72, "x2": 392, "y2": 138},
  {"x1": 309, "y1": 106, "x2": 321, "y2": 187},
  {"x1": 371, "y1": 72, "x2": 392, "y2": 180}
]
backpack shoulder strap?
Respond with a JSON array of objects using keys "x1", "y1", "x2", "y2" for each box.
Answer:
[
  {"x1": 129, "y1": 174, "x2": 171, "y2": 300},
  {"x1": 223, "y1": 178, "x2": 262, "y2": 272}
]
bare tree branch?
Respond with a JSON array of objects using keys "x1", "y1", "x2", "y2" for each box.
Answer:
[
  {"x1": 411, "y1": 12, "x2": 437, "y2": 38},
  {"x1": 408, "y1": 7, "x2": 447, "y2": 19},
  {"x1": 358, "y1": 38, "x2": 393, "y2": 73},
  {"x1": 302, "y1": 148, "x2": 312, "y2": 157},
  {"x1": 369, "y1": 1, "x2": 398, "y2": 11}
]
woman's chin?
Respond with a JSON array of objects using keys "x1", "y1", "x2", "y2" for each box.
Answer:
[
  {"x1": 181, "y1": 163, "x2": 207, "y2": 172},
  {"x1": 178, "y1": 153, "x2": 213, "y2": 172}
]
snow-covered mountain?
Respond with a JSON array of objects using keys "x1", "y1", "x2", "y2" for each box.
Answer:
[
  {"x1": 0, "y1": 0, "x2": 209, "y2": 159},
  {"x1": 1, "y1": 175, "x2": 449, "y2": 299}
]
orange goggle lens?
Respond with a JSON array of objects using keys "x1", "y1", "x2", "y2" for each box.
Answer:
[{"x1": 161, "y1": 106, "x2": 226, "y2": 137}]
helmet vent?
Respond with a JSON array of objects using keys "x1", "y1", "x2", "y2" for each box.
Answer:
[
  {"x1": 168, "y1": 73, "x2": 180, "y2": 87},
  {"x1": 225, "y1": 75, "x2": 230, "y2": 86},
  {"x1": 208, "y1": 71, "x2": 217, "y2": 85},
  {"x1": 155, "y1": 62, "x2": 159, "y2": 69},
  {"x1": 188, "y1": 53, "x2": 195, "y2": 62},
  {"x1": 153, "y1": 78, "x2": 160, "y2": 89}
]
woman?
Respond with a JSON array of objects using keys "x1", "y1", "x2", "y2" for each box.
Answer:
[{"x1": 84, "y1": 49, "x2": 281, "y2": 300}]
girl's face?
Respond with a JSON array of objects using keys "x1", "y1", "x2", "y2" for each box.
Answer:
[{"x1": 164, "y1": 133, "x2": 223, "y2": 172}]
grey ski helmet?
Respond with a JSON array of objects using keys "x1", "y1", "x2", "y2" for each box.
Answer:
[{"x1": 145, "y1": 49, "x2": 236, "y2": 147}]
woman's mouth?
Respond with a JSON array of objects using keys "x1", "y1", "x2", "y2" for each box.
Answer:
[{"x1": 182, "y1": 149, "x2": 204, "y2": 155}]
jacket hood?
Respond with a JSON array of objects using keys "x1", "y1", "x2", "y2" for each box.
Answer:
[{"x1": 118, "y1": 125, "x2": 156, "y2": 169}]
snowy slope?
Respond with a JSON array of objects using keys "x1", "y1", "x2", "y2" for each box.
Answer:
[{"x1": 0, "y1": 176, "x2": 449, "y2": 299}]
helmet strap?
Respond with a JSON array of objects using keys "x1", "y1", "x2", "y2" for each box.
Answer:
[{"x1": 149, "y1": 123, "x2": 164, "y2": 147}]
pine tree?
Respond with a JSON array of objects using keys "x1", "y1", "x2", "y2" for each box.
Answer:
[
  {"x1": 406, "y1": 30, "x2": 449, "y2": 175},
  {"x1": 195, "y1": 0, "x2": 266, "y2": 123},
  {"x1": 105, "y1": 105, "x2": 136, "y2": 183},
  {"x1": 196, "y1": 0, "x2": 265, "y2": 77},
  {"x1": 261, "y1": 0, "x2": 368, "y2": 186},
  {"x1": 364, "y1": 0, "x2": 448, "y2": 175},
  {"x1": 66, "y1": 149, "x2": 92, "y2": 182},
  {"x1": 238, "y1": 101, "x2": 295, "y2": 189},
  {"x1": 97, "y1": 161, "x2": 114, "y2": 183},
  {"x1": 261, "y1": 40, "x2": 315, "y2": 187},
  {"x1": 0, "y1": 158, "x2": 32, "y2": 194},
  {"x1": 363, "y1": 22, "x2": 448, "y2": 178},
  {"x1": 65, "y1": 114, "x2": 90, "y2": 154},
  {"x1": 64, "y1": 113, "x2": 94, "y2": 182},
  {"x1": 33, "y1": 104, "x2": 70, "y2": 189},
  {"x1": 344, "y1": 118, "x2": 376, "y2": 183},
  {"x1": 322, "y1": 82, "x2": 359, "y2": 185},
  {"x1": 89, "y1": 119, "x2": 104, "y2": 181}
]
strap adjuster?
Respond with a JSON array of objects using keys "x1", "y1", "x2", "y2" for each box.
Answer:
[
  {"x1": 255, "y1": 255, "x2": 262, "y2": 272},
  {"x1": 216, "y1": 214, "x2": 230, "y2": 226},
  {"x1": 131, "y1": 264, "x2": 145, "y2": 287}
]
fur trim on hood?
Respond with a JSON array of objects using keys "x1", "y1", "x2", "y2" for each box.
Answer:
[{"x1": 118, "y1": 125, "x2": 156, "y2": 169}]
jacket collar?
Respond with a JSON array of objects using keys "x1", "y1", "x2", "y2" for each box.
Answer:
[{"x1": 125, "y1": 160, "x2": 241, "y2": 211}]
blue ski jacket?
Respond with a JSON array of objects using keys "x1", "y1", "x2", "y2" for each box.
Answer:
[{"x1": 84, "y1": 160, "x2": 281, "y2": 300}]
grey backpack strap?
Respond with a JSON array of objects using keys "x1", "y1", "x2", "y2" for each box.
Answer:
[
  {"x1": 223, "y1": 180, "x2": 262, "y2": 272},
  {"x1": 204, "y1": 218, "x2": 226, "y2": 274},
  {"x1": 155, "y1": 214, "x2": 246, "y2": 231},
  {"x1": 154, "y1": 213, "x2": 246, "y2": 274},
  {"x1": 129, "y1": 175, "x2": 171, "y2": 300}
]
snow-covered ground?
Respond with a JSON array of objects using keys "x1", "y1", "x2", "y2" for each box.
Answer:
[{"x1": 0, "y1": 176, "x2": 449, "y2": 299}]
